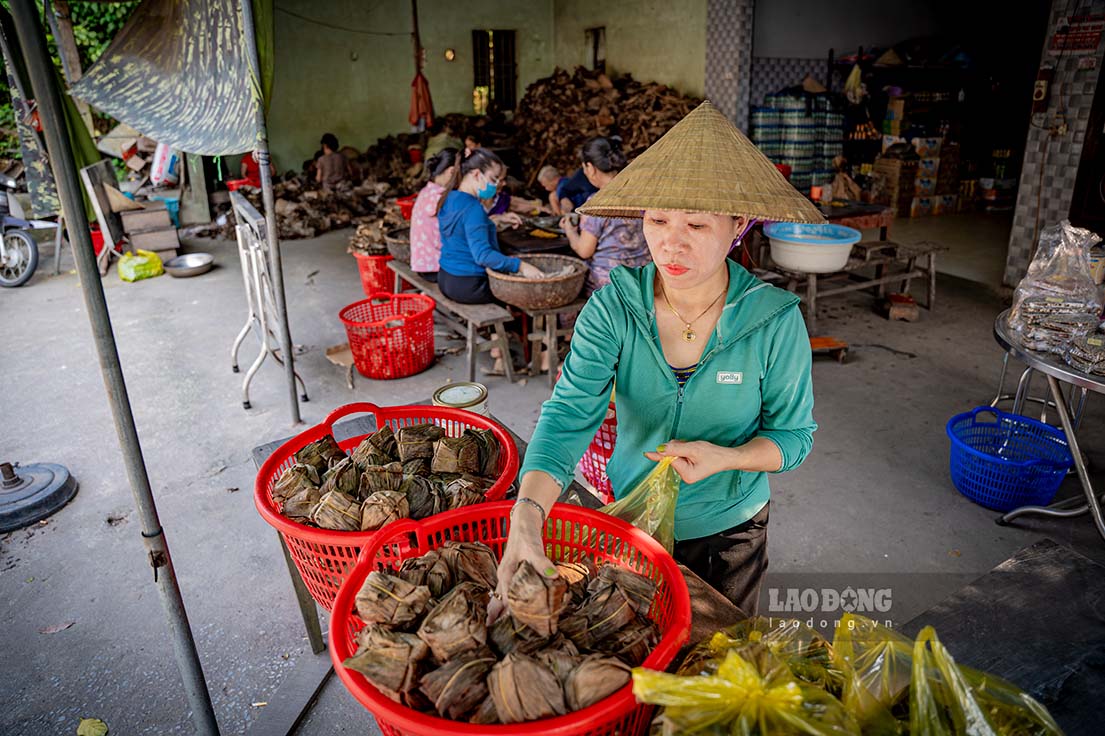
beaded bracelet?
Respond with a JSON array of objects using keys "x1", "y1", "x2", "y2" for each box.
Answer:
[{"x1": 511, "y1": 497, "x2": 547, "y2": 522}]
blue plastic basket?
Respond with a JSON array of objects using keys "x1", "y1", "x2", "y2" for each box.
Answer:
[{"x1": 945, "y1": 407, "x2": 1072, "y2": 512}]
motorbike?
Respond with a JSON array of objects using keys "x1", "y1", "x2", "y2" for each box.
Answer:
[{"x1": 0, "y1": 173, "x2": 60, "y2": 288}]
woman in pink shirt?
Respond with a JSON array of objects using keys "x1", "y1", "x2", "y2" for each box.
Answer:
[{"x1": 409, "y1": 149, "x2": 459, "y2": 281}]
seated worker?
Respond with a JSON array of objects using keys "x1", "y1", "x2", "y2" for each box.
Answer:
[
  {"x1": 409, "y1": 148, "x2": 459, "y2": 282},
  {"x1": 437, "y1": 148, "x2": 542, "y2": 374},
  {"x1": 561, "y1": 136, "x2": 651, "y2": 296},
  {"x1": 539, "y1": 164, "x2": 598, "y2": 215},
  {"x1": 240, "y1": 151, "x2": 275, "y2": 187},
  {"x1": 484, "y1": 166, "x2": 547, "y2": 227},
  {"x1": 315, "y1": 133, "x2": 349, "y2": 189},
  {"x1": 424, "y1": 120, "x2": 462, "y2": 160}
]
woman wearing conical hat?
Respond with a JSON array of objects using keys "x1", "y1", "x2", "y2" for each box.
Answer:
[{"x1": 491, "y1": 102, "x2": 822, "y2": 617}]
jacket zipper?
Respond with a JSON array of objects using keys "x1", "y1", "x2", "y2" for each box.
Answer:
[{"x1": 668, "y1": 338, "x2": 724, "y2": 440}]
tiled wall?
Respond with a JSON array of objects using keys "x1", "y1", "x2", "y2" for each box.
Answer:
[
  {"x1": 705, "y1": 0, "x2": 756, "y2": 131},
  {"x1": 748, "y1": 56, "x2": 829, "y2": 107},
  {"x1": 1004, "y1": 0, "x2": 1105, "y2": 286}
]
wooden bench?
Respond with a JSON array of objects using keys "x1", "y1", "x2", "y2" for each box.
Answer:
[
  {"x1": 387, "y1": 260, "x2": 516, "y2": 382},
  {"x1": 520, "y1": 299, "x2": 587, "y2": 389}
]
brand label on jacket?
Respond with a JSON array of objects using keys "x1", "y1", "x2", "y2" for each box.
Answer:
[{"x1": 716, "y1": 371, "x2": 743, "y2": 384}]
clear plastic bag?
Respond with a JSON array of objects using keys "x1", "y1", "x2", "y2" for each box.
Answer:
[
  {"x1": 118, "y1": 249, "x2": 164, "y2": 282},
  {"x1": 909, "y1": 627, "x2": 1063, "y2": 736},
  {"x1": 633, "y1": 648, "x2": 861, "y2": 735},
  {"x1": 832, "y1": 613, "x2": 914, "y2": 734},
  {"x1": 599, "y1": 457, "x2": 679, "y2": 552},
  {"x1": 1008, "y1": 220, "x2": 1102, "y2": 353}
]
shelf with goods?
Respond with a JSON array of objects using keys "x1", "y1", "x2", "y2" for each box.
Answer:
[{"x1": 751, "y1": 92, "x2": 845, "y2": 194}]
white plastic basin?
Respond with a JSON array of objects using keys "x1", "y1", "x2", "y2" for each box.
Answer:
[{"x1": 764, "y1": 223, "x2": 862, "y2": 274}]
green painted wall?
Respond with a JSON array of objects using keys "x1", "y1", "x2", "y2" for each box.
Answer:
[
  {"x1": 267, "y1": 1, "x2": 707, "y2": 173},
  {"x1": 268, "y1": 0, "x2": 555, "y2": 173},
  {"x1": 552, "y1": 0, "x2": 706, "y2": 97}
]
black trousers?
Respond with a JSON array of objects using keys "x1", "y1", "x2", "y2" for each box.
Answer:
[
  {"x1": 438, "y1": 270, "x2": 493, "y2": 304},
  {"x1": 416, "y1": 270, "x2": 438, "y2": 283},
  {"x1": 673, "y1": 503, "x2": 769, "y2": 617}
]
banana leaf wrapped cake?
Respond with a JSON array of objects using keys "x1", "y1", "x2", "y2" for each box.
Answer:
[
  {"x1": 274, "y1": 423, "x2": 504, "y2": 528},
  {"x1": 340, "y1": 548, "x2": 663, "y2": 725}
]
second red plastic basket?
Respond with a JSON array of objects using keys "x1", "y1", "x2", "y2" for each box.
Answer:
[
  {"x1": 578, "y1": 401, "x2": 617, "y2": 503},
  {"x1": 254, "y1": 402, "x2": 520, "y2": 611},
  {"x1": 340, "y1": 294, "x2": 435, "y2": 380},
  {"x1": 354, "y1": 252, "x2": 395, "y2": 296},
  {"x1": 330, "y1": 501, "x2": 692, "y2": 736}
]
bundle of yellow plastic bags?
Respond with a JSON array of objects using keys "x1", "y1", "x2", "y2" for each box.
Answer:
[{"x1": 632, "y1": 614, "x2": 1063, "y2": 735}]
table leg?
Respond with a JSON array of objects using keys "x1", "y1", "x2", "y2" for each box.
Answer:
[
  {"x1": 466, "y1": 322, "x2": 477, "y2": 382},
  {"x1": 493, "y1": 321, "x2": 516, "y2": 383},
  {"x1": 546, "y1": 315, "x2": 557, "y2": 390},
  {"x1": 991, "y1": 353, "x2": 1010, "y2": 407},
  {"x1": 874, "y1": 263, "x2": 887, "y2": 298},
  {"x1": 529, "y1": 315, "x2": 543, "y2": 379},
  {"x1": 277, "y1": 533, "x2": 325, "y2": 654},
  {"x1": 999, "y1": 376, "x2": 1105, "y2": 542},
  {"x1": 879, "y1": 225, "x2": 889, "y2": 241},
  {"x1": 805, "y1": 273, "x2": 817, "y2": 335},
  {"x1": 901, "y1": 256, "x2": 917, "y2": 295},
  {"x1": 927, "y1": 252, "x2": 937, "y2": 310}
]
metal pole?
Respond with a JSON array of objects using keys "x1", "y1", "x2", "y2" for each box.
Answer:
[
  {"x1": 8, "y1": 3, "x2": 220, "y2": 734},
  {"x1": 240, "y1": 0, "x2": 300, "y2": 425}
]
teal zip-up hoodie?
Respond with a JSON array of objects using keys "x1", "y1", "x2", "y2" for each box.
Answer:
[{"x1": 521, "y1": 259, "x2": 816, "y2": 541}]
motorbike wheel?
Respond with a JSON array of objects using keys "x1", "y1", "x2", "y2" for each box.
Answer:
[{"x1": 0, "y1": 229, "x2": 38, "y2": 287}]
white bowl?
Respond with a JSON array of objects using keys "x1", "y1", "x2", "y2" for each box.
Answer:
[{"x1": 764, "y1": 223, "x2": 862, "y2": 274}]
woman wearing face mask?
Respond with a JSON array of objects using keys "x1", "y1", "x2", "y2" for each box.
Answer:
[
  {"x1": 489, "y1": 103, "x2": 823, "y2": 619},
  {"x1": 436, "y1": 147, "x2": 542, "y2": 305},
  {"x1": 408, "y1": 148, "x2": 459, "y2": 282},
  {"x1": 561, "y1": 136, "x2": 652, "y2": 296}
]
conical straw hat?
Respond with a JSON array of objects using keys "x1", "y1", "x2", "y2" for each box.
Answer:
[{"x1": 578, "y1": 101, "x2": 825, "y2": 223}]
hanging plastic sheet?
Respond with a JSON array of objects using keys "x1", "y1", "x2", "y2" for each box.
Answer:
[{"x1": 70, "y1": 0, "x2": 274, "y2": 156}]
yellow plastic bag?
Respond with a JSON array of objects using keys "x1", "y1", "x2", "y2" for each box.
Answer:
[
  {"x1": 832, "y1": 613, "x2": 914, "y2": 733},
  {"x1": 633, "y1": 648, "x2": 861, "y2": 736},
  {"x1": 118, "y1": 249, "x2": 164, "y2": 282},
  {"x1": 599, "y1": 456, "x2": 679, "y2": 552},
  {"x1": 681, "y1": 617, "x2": 842, "y2": 693},
  {"x1": 909, "y1": 627, "x2": 1063, "y2": 736}
]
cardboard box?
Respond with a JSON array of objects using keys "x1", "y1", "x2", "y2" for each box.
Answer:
[
  {"x1": 933, "y1": 195, "x2": 958, "y2": 215},
  {"x1": 910, "y1": 197, "x2": 933, "y2": 218},
  {"x1": 911, "y1": 137, "x2": 942, "y2": 157},
  {"x1": 886, "y1": 97, "x2": 907, "y2": 120},
  {"x1": 915, "y1": 177, "x2": 937, "y2": 196},
  {"x1": 128, "y1": 226, "x2": 179, "y2": 253},
  {"x1": 125, "y1": 155, "x2": 147, "y2": 172},
  {"x1": 917, "y1": 158, "x2": 940, "y2": 177},
  {"x1": 120, "y1": 203, "x2": 171, "y2": 233},
  {"x1": 881, "y1": 135, "x2": 908, "y2": 152},
  {"x1": 119, "y1": 138, "x2": 138, "y2": 161}
]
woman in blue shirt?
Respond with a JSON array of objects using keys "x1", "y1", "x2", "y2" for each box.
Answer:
[{"x1": 436, "y1": 148, "x2": 541, "y2": 304}]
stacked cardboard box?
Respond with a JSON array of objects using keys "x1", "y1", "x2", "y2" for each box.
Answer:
[
  {"x1": 119, "y1": 202, "x2": 178, "y2": 259},
  {"x1": 935, "y1": 142, "x2": 960, "y2": 196},
  {"x1": 873, "y1": 157, "x2": 918, "y2": 216}
]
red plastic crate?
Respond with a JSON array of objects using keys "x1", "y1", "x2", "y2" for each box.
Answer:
[
  {"x1": 254, "y1": 402, "x2": 520, "y2": 611},
  {"x1": 340, "y1": 294, "x2": 435, "y2": 380},
  {"x1": 397, "y1": 194, "x2": 417, "y2": 220},
  {"x1": 578, "y1": 401, "x2": 617, "y2": 503},
  {"x1": 330, "y1": 501, "x2": 692, "y2": 736},
  {"x1": 354, "y1": 252, "x2": 396, "y2": 296}
]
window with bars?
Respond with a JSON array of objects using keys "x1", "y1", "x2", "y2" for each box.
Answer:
[{"x1": 472, "y1": 29, "x2": 517, "y2": 114}]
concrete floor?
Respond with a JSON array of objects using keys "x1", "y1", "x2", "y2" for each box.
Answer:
[{"x1": 2, "y1": 228, "x2": 1102, "y2": 735}]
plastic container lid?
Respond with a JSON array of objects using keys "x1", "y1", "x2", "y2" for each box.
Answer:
[{"x1": 432, "y1": 382, "x2": 488, "y2": 410}]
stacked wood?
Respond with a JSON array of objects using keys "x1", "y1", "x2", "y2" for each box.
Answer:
[
  {"x1": 513, "y1": 67, "x2": 702, "y2": 176},
  {"x1": 225, "y1": 177, "x2": 392, "y2": 240},
  {"x1": 348, "y1": 201, "x2": 406, "y2": 256}
]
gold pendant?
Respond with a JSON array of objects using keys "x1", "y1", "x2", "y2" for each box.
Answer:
[{"x1": 682, "y1": 326, "x2": 696, "y2": 342}]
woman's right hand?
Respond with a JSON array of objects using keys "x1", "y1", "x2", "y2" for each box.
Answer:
[
  {"x1": 488, "y1": 507, "x2": 556, "y2": 623},
  {"x1": 518, "y1": 261, "x2": 543, "y2": 279}
]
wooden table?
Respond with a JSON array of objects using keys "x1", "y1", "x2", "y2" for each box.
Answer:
[
  {"x1": 498, "y1": 227, "x2": 573, "y2": 256},
  {"x1": 824, "y1": 200, "x2": 896, "y2": 240}
]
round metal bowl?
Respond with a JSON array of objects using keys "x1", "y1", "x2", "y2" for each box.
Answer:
[
  {"x1": 385, "y1": 226, "x2": 410, "y2": 263},
  {"x1": 487, "y1": 254, "x2": 587, "y2": 310},
  {"x1": 164, "y1": 252, "x2": 214, "y2": 278}
]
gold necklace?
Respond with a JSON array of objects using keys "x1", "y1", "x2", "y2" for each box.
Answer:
[{"x1": 660, "y1": 281, "x2": 728, "y2": 342}]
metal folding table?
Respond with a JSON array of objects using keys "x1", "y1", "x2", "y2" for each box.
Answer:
[{"x1": 993, "y1": 310, "x2": 1105, "y2": 542}]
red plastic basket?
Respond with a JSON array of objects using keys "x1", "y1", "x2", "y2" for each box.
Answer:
[
  {"x1": 226, "y1": 177, "x2": 254, "y2": 191},
  {"x1": 254, "y1": 402, "x2": 520, "y2": 611},
  {"x1": 397, "y1": 194, "x2": 417, "y2": 220},
  {"x1": 578, "y1": 402, "x2": 617, "y2": 503},
  {"x1": 340, "y1": 294, "x2": 435, "y2": 380},
  {"x1": 330, "y1": 501, "x2": 691, "y2": 736},
  {"x1": 354, "y1": 252, "x2": 396, "y2": 296}
]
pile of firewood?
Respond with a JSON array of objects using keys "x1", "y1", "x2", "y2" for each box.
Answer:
[
  {"x1": 225, "y1": 177, "x2": 392, "y2": 240},
  {"x1": 513, "y1": 67, "x2": 701, "y2": 176}
]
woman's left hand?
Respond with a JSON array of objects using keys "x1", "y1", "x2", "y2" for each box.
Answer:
[
  {"x1": 644, "y1": 439, "x2": 737, "y2": 484},
  {"x1": 559, "y1": 215, "x2": 578, "y2": 236}
]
